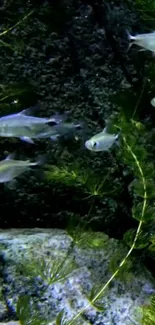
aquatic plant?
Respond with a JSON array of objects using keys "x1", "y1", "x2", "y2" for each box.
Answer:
[
  {"x1": 140, "y1": 295, "x2": 155, "y2": 325},
  {"x1": 17, "y1": 295, "x2": 47, "y2": 325},
  {"x1": 58, "y1": 114, "x2": 155, "y2": 325},
  {"x1": 0, "y1": 10, "x2": 34, "y2": 51},
  {"x1": 134, "y1": 0, "x2": 155, "y2": 22}
]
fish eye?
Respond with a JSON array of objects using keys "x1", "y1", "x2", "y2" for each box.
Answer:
[{"x1": 92, "y1": 141, "x2": 97, "y2": 147}]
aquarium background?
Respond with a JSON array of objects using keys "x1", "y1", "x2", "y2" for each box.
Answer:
[{"x1": 1, "y1": 0, "x2": 155, "y2": 272}]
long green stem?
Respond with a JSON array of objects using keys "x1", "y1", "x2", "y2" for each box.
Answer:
[
  {"x1": 0, "y1": 10, "x2": 34, "y2": 37},
  {"x1": 69, "y1": 134, "x2": 147, "y2": 325}
]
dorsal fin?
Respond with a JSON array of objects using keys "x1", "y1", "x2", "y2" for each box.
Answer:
[
  {"x1": 102, "y1": 127, "x2": 107, "y2": 133},
  {"x1": 5, "y1": 153, "x2": 15, "y2": 160},
  {"x1": 20, "y1": 105, "x2": 39, "y2": 116}
]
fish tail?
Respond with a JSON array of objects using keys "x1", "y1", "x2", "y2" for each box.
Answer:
[
  {"x1": 125, "y1": 29, "x2": 135, "y2": 41},
  {"x1": 32, "y1": 155, "x2": 47, "y2": 166},
  {"x1": 125, "y1": 30, "x2": 136, "y2": 52}
]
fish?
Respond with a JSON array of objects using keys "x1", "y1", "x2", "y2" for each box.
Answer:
[
  {"x1": 0, "y1": 153, "x2": 44, "y2": 184},
  {"x1": 85, "y1": 127, "x2": 119, "y2": 152},
  {"x1": 127, "y1": 30, "x2": 155, "y2": 53},
  {"x1": 151, "y1": 97, "x2": 155, "y2": 107},
  {"x1": 18, "y1": 121, "x2": 83, "y2": 143},
  {"x1": 0, "y1": 107, "x2": 64, "y2": 144}
]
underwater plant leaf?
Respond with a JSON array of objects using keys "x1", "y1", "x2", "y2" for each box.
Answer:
[
  {"x1": 148, "y1": 234, "x2": 155, "y2": 253},
  {"x1": 134, "y1": 0, "x2": 155, "y2": 21},
  {"x1": 68, "y1": 226, "x2": 109, "y2": 249},
  {"x1": 0, "y1": 39, "x2": 15, "y2": 50},
  {"x1": 109, "y1": 252, "x2": 133, "y2": 282},
  {"x1": 16, "y1": 254, "x2": 78, "y2": 286},
  {"x1": 123, "y1": 229, "x2": 149, "y2": 249},
  {"x1": 36, "y1": 257, "x2": 77, "y2": 285},
  {"x1": 0, "y1": 10, "x2": 34, "y2": 37},
  {"x1": 17, "y1": 295, "x2": 47, "y2": 325},
  {"x1": 128, "y1": 178, "x2": 155, "y2": 198},
  {"x1": 56, "y1": 310, "x2": 67, "y2": 325},
  {"x1": 140, "y1": 295, "x2": 155, "y2": 325},
  {"x1": 44, "y1": 164, "x2": 87, "y2": 188},
  {"x1": 87, "y1": 284, "x2": 105, "y2": 311},
  {"x1": 42, "y1": 257, "x2": 77, "y2": 285},
  {"x1": 133, "y1": 203, "x2": 155, "y2": 222},
  {"x1": 56, "y1": 310, "x2": 84, "y2": 325},
  {"x1": 143, "y1": 162, "x2": 155, "y2": 179}
]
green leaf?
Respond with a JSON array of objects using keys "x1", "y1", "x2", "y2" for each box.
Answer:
[
  {"x1": 129, "y1": 178, "x2": 155, "y2": 198},
  {"x1": 68, "y1": 226, "x2": 109, "y2": 249},
  {"x1": 109, "y1": 252, "x2": 133, "y2": 282},
  {"x1": 133, "y1": 203, "x2": 155, "y2": 222},
  {"x1": 123, "y1": 229, "x2": 149, "y2": 249},
  {"x1": 56, "y1": 310, "x2": 66, "y2": 325},
  {"x1": 17, "y1": 295, "x2": 47, "y2": 325},
  {"x1": 87, "y1": 284, "x2": 105, "y2": 311},
  {"x1": 140, "y1": 294, "x2": 155, "y2": 325},
  {"x1": 16, "y1": 253, "x2": 78, "y2": 286}
]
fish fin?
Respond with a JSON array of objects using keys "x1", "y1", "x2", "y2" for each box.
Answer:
[
  {"x1": 5, "y1": 153, "x2": 15, "y2": 160},
  {"x1": 20, "y1": 136, "x2": 35, "y2": 144},
  {"x1": 33, "y1": 155, "x2": 47, "y2": 166},
  {"x1": 125, "y1": 29, "x2": 136, "y2": 41},
  {"x1": 125, "y1": 30, "x2": 136, "y2": 52},
  {"x1": 114, "y1": 133, "x2": 121, "y2": 148},
  {"x1": 4, "y1": 178, "x2": 18, "y2": 190},
  {"x1": 20, "y1": 105, "x2": 40, "y2": 116},
  {"x1": 50, "y1": 134, "x2": 60, "y2": 141},
  {"x1": 102, "y1": 127, "x2": 107, "y2": 133},
  {"x1": 48, "y1": 112, "x2": 67, "y2": 125},
  {"x1": 138, "y1": 48, "x2": 146, "y2": 52}
]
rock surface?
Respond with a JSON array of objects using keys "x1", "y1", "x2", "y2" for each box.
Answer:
[{"x1": 0, "y1": 228, "x2": 154, "y2": 324}]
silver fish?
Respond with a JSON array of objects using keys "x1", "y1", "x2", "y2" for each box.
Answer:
[
  {"x1": 85, "y1": 127, "x2": 118, "y2": 152},
  {"x1": 0, "y1": 154, "x2": 43, "y2": 183},
  {"x1": 127, "y1": 31, "x2": 155, "y2": 53},
  {"x1": 18, "y1": 121, "x2": 83, "y2": 143},
  {"x1": 0, "y1": 108, "x2": 63, "y2": 144}
]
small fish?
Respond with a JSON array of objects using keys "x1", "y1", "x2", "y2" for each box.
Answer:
[
  {"x1": 0, "y1": 153, "x2": 44, "y2": 184},
  {"x1": 127, "y1": 30, "x2": 155, "y2": 53},
  {"x1": 151, "y1": 97, "x2": 155, "y2": 107},
  {"x1": 0, "y1": 107, "x2": 63, "y2": 143},
  {"x1": 85, "y1": 127, "x2": 119, "y2": 152}
]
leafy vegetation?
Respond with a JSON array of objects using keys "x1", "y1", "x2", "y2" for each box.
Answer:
[
  {"x1": 140, "y1": 295, "x2": 155, "y2": 325},
  {"x1": 1, "y1": 0, "x2": 155, "y2": 325}
]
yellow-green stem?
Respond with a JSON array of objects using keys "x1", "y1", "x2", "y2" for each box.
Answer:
[{"x1": 69, "y1": 133, "x2": 147, "y2": 325}]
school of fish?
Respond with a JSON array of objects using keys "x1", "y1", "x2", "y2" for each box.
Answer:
[{"x1": 0, "y1": 29, "x2": 153, "y2": 186}]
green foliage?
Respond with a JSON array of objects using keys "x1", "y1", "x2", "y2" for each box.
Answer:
[
  {"x1": 134, "y1": 0, "x2": 155, "y2": 21},
  {"x1": 132, "y1": 202, "x2": 155, "y2": 222},
  {"x1": 16, "y1": 252, "x2": 77, "y2": 286},
  {"x1": 65, "y1": 112, "x2": 155, "y2": 324},
  {"x1": 0, "y1": 10, "x2": 34, "y2": 51},
  {"x1": 17, "y1": 295, "x2": 47, "y2": 325},
  {"x1": 124, "y1": 228, "x2": 149, "y2": 249},
  {"x1": 44, "y1": 163, "x2": 87, "y2": 188},
  {"x1": 67, "y1": 225, "x2": 109, "y2": 249},
  {"x1": 140, "y1": 295, "x2": 155, "y2": 325},
  {"x1": 44, "y1": 162, "x2": 118, "y2": 202},
  {"x1": 56, "y1": 310, "x2": 83, "y2": 325},
  {"x1": 109, "y1": 251, "x2": 133, "y2": 282},
  {"x1": 86, "y1": 284, "x2": 105, "y2": 312}
]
